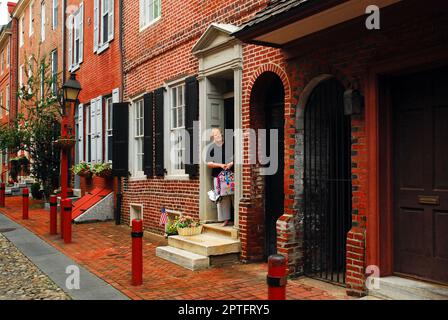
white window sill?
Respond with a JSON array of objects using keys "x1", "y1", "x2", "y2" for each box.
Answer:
[
  {"x1": 129, "y1": 174, "x2": 147, "y2": 181},
  {"x1": 70, "y1": 64, "x2": 81, "y2": 72},
  {"x1": 165, "y1": 174, "x2": 189, "y2": 181},
  {"x1": 96, "y1": 42, "x2": 110, "y2": 55},
  {"x1": 139, "y1": 16, "x2": 161, "y2": 33}
]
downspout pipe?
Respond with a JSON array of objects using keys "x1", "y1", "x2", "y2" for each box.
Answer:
[{"x1": 115, "y1": 0, "x2": 125, "y2": 225}]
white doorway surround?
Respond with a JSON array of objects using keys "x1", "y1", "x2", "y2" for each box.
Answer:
[{"x1": 192, "y1": 23, "x2": 243, "y2": 227}]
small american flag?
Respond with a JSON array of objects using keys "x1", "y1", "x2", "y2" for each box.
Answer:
[{"x1": 159, "y1": 207, "x2": 168, "y2": 226}]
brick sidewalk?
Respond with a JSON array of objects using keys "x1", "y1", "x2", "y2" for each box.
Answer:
[{"x1": 0, "y1": 196, "x2": 349, "y2": 300}]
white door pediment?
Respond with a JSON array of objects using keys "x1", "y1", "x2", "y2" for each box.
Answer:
[{"x1": 192, "y1": 23, "x2": 240, "y2": 57}]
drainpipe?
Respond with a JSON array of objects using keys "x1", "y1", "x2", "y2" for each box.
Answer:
[{"x1": 115, "y1": 0, "x2": 125, "y2": 225}]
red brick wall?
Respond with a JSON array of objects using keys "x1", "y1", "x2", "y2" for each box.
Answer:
[{"x1": 121, "y1": 0, "x2": 270, "y2": 236}]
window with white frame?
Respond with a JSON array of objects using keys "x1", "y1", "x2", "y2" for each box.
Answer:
[
  {"x1": 51, "y1": 49, "x2": 58, "y2": 95},
  {"x1": 19, "y1": 65, "x2": 24, "y2": 89},
  {"x1": 5, "y1": 85, "x2": 9, "y2": 114},
  {"x1": 41, "y1": 2, "x2": 46, "y2": 42},
  {"x1": 139, "y1": 0, "x2": 161, "y2": 30},
  {"x1": 29, "y1": 2, "x2": 34, "y2": 36},
  {"x1": 105, "y1": 96, "x2": 113, "y2": 163},
  {"x1": 52, "y1": 0, "x2": 58, "y2": 29},
  {"x1": 133, "y1": 99, "x2": 144, "y2": 174},
  {"x1": 68, "y1": 4, "x2": 84, "y2": 70},
  {"x1": 6, "y1": 42, "x2": 9, "y2": 67},
  {"x1": 19, "y1": 16, "x2": 24, "y2": 47},
  {"x1": 0, "y1": 91, "x2": 3, "y2": 117},
  {"x1": 167, "y1": 83, "x2": 186, "y2": 175},
  {"x1": 86, "y1": 104, "x2": 91, "y2": 162},
  {"x1": 94, "y1": 0, "x2": 114, "y2": 53}
]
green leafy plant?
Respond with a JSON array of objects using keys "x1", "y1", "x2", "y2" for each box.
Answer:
[
  {"x1": 92, "y1": 162, "x2": 112, "y2": 177},
  {"x1": 175, "y1": 216, "x2": 201, "y2": 229},
  {"x1": 31, "y1": 182, "x2": 43, "y2": 200},
  {"x1": 165, "y1": 219, "x2": 179, "y2": 236},
  {"x1": 73, "y1": 162, "x2": 93, "y2": 177}
]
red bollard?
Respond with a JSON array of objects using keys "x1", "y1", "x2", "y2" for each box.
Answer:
[
  {"x1": 267, "y1": 254, "x2": 288, "y2": 300},
  {"x1": 131, "y1": 219, "x2": 143, "y2": 286},
  {"x1": 60, "y1": 199, "x2": 64, "y2": 239},
  {"x1": 22, "y1": 188, "x2": 29, "y2": 220},
  {"x1": 49, "y1": 195, "x2": 58, "y2": 235},
  {"x1": 62, "y1": 199, "x2": 72, "y2": 244},
  {"x1": 0, "y1": 183, "x2": 5, "y2": 207}
]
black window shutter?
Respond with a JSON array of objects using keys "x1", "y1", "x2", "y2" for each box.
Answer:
[
  {"x1": 112, "y1": 102, "x2": 129, "y2": 177},
  {"x1": 154, "y1": 87, "x2": 165, "y2": 176},
  {"x1": 143, "y1": 92, "x2": 154, "y2": 177},
  {"x1": 185, "y1": 76, "x2": 199, "y2": 177}
]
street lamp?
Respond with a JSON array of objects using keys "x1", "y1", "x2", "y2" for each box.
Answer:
[{"x1": 59, "y1": 73, "x2": 82, "y2": 200}]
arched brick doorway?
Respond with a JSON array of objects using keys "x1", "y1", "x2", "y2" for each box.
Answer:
[
  {"x1": 250, "y1": 71, "x2": 285, "y2": 259},
  {"x1": 302, "y1": 77, "x2": 352, "y2": 285}
]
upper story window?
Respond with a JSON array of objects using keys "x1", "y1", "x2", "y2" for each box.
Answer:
[
  {"x1": 5, "y1": 85, "x2": 9, "y2": 114},
  {"x1": 52, "y1": 0, "x2": 58, "y2": 29},
  {"x1": 0, "y1": 91, "x2": 3, "y2": 117},
  {"x1": 41, "y1": 2, "x2": 46, "y2": 42},
  {"x1": 139, "y1": 0, "x2": 161, "y2": 30},
  {"x1": 6, "y1": 43, "x2": 9, "y2": 68},
  {"x1": 94, "y1": 0, "x2": 114, "y2": 53},
  {"x1": 19, "y1": 16, "x2": 24, "y2": 47},
  {"x1": 29, "y1": 2, "x2": 34, "y2": 36},
  {"x1": 68, "y1": 3, "x2": 84, "y2": 71},
  {"x1": 1, "y1": 51, "x2": 4, "y2": 75},
  {"x1": 51, "y1": 49, "x2": 58, "y2": 95}
]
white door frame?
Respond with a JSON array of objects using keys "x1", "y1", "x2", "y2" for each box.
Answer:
[{"x1": 193, "y1": 24, "x2": 243, "y2": 228}]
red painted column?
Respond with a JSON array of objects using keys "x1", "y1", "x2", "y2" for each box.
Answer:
[
  {"x1": 131, "y1": 219, "x2": 143, "y2": 286},
  {"x1": 60, "y1": 116, "x2": 69, "y2": 200},
  {"x1": 267, "y1": 254, "x2": 288, "y2": 300},
  {"x1": 0, "y1": 182, "x2": 5, "y2": 207},
  {"x1": 62, "y1": 199, "x2": 72, "y2": 244},
  {"x1": 22, "y1": 188, "x2": 29, "y2": 220},
  {"x1": 49, "y1": 195, "x2": 58, "y2": 235},
  {"x1": 60, "y1": 200, "x2": 64, "y2": 239}
]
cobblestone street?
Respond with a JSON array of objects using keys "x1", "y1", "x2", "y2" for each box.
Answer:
[{"x1": 0, "y1": 232, "x2": 69, "y2": 300}]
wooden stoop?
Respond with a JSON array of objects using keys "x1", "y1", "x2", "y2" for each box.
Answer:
[{"x1": 156, "y1": 223, "x2": 241, "y2": 271}]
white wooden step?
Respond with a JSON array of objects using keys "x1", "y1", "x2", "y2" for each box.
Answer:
[
  {"x1": 202, "y1": 223, "x2": 238, "y2": 239},
  {"x1": 369, "y1": 276, "x2": 448, "y2": 300},
  {"x1": 168, "y1": 233, "x2": 241, "y2": 257},
  {"x1": 156, "y1": 246, "x2": 210, "y2": 271}
]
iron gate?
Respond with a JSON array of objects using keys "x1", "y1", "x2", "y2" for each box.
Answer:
[{"x1": 303, "y1": 78, "x2": 352, "y2": 285}]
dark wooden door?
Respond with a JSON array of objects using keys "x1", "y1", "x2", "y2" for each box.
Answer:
[{"x1": 393, "y1": 66, "x2": 448, "y2": 284}]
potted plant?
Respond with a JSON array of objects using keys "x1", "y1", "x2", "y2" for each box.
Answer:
[
  {"x1": 93, "y1": 162, "x2": 112, "y2": 178},
  {"x1": 54, "y1": 134, "x2": 76, "y2": 149},
  {"x1": 175, "y1": 215, "x2": 203, "y2": 236},
  {"x1": 165, "y1": 219, "x2": 179, "y2": 237},
  {"x1": 73, "y1": 162, "x2": 93, "y2": 178},
  {"x1": 30, "y1": 182, "x2": 43, "y2": 200}
]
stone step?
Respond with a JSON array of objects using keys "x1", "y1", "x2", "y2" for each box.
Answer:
[
  {"x1": 156, "y1": 246, "x2": 210, "y2": 271},
  {"x1": 202, "y1": 223, "x2": 238, "y2": 239},
  {"x1": 369, "y1": 276, "x2": 448, "y2": 300},
  {"x1": 168, "y1": 233, "x2": 241, "y2": 257}
]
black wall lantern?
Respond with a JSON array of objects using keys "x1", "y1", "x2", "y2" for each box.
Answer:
[{"x1": 343, "y1": 89, "x2": 364, "y2": 116}]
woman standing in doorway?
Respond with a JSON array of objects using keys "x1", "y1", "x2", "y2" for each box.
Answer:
[{"x1": 207, "y1": 127, "x2": 234, "y2": 226}]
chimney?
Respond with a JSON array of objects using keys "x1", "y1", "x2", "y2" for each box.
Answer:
[{"x1": 7, "y1": 2, "x2": 17, "y2": 15}]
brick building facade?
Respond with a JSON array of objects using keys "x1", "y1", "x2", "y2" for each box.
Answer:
[
  {"x1": 66, "y1": 0, "x2": 122, "y2": 196},
  {"x1": 234, "y1": 0, "x2": 448, "y2": 296}
]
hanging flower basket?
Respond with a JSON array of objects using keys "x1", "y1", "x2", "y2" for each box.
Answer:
[{"x1": 54, "y1": 138, "x2": 76, "y2": 149}]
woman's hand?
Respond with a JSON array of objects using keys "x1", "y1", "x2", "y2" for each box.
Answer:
[{"x1": 224, "y1": 162, "x2": 234, "y2": 170}]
